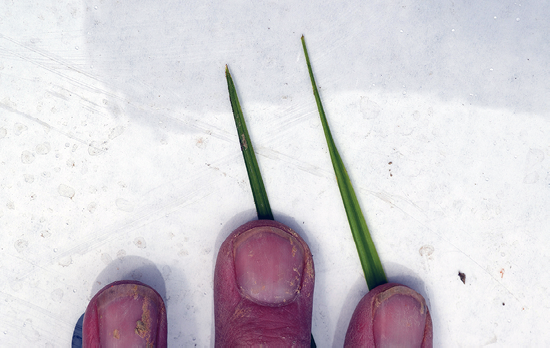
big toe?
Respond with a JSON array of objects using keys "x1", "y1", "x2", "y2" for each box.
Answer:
[
  {"x1": 214, "y1": 220, "x2": 315, "y2": 347},
  {"x1": 344, "y1": 283, "x2": 433, "y2": 348},
  {"x1": 82, "y1": 280, "x2": 167, "y2": 348}
]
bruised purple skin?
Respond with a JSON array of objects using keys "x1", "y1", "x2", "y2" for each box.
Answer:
[
  {"x1": 214, "y1": 220, "x2": 315, "y2": 347},
  {"x1": 344, "y1": 283, "x2": 433, "y2": 348},
  {"x1": 82, "y1": 280, "x2": 167, "y2": 348}
]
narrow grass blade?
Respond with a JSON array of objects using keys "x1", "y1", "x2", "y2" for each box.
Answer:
[
  {"x1": 225, "y1": 65, "x2": 274, "y2": 221},
  {"x1": 301, "y1": 36, "x2": 387, "y2": 290}
]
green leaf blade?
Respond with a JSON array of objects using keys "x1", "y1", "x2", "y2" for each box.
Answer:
[
  {"x1": 301, "y1": 37, "x2": 387, "y2": 290},
  {"x1": 225, "y1": 66, "x2": 274, "y2": 221}
]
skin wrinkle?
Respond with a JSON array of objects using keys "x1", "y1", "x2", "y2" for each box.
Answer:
[
  {"x1": 228, "y1": 280, "x2": 307, "y2": 344},
  {"x1": 231, "y1": 308, "x2": 302, "y2": 347},
  {"x1": 231, "y1": 304, "x2": 252, "y2": 322}
]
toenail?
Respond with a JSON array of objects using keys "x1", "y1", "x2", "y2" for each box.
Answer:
[
  {"x1": 83, "y1": 281, "x2": 166, "y2": 347},
  {"x1": 233, "y1": 226, "x2": 305, "y2": 306},
  {"x1": 372, "y1": 285, "x2": 428, "y2": 348}
]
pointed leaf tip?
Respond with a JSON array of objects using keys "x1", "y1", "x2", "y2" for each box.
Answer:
[{"x1": 225, "y1": 68, "x2": 274, "y2": 221}]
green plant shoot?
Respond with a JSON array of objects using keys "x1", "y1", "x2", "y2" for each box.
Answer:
[{"x1": 301, "y1": 36, "x2": 387, "y2": 290}]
